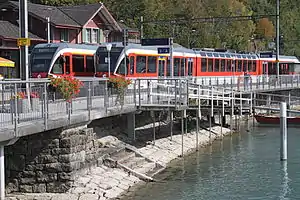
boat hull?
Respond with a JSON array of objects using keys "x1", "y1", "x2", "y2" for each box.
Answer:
[{"x1": 254, "y1": 115, "x2": 300, "y2": 125}]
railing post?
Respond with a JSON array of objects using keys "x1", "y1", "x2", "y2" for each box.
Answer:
[
  {"x1": 186, "y1": 79, "x2": 189, "y2": 106},
  {"x1": 43, "y1": 82, "x2": 48, "y2": 130},
  {"x1": 138, "y1": 79, "x2": 141, "y2": 109},
  {"x1": 1, "y1": 84, "x2": 3, "y2": 113},
  {"x1": 174, "y1": 80, "x2": 178, "y2": 108},
  {"x1": 104, "y1": 80, "x2": 108, "y2": 114},
  {"x1": 133, "y1": 80, "x2": 137, "y2": 107},
  {"x1": 147, "y1": 80, "x2": 150, "y2": 104},
  {"x1": 13, "y1": 83, "x2": 18, "y2": 135},
  {"x1": 87, "y1": 82, "x2": 91, "y2": 121}
]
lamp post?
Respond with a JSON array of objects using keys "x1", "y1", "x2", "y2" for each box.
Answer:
[
  {"x1": 276, "y1": 0, "x2": 280, "y2": 81},
  {"x1": 106, "y1": 44, "x2": 112, "y2": 77},
  {"x1": 46, "y1": 17, "x2": 50, "y2": 43}
]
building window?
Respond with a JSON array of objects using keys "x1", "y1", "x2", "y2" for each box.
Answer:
[
  {"x1": 60, "y1": 29, "x2": 69, "y2": 42},
  {"x1": 86, "y1": 29, "x2": 91, "y2": 43},
  {"x1": 85, "y1": 28, "x2": 99, "y2": 43},
  {"x1": 92, "y1": 29, "x2": 99, "y2": 43}
]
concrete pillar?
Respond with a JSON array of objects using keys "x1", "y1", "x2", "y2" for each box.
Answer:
[
  {"x1": 0, "y1": 145, "x2": 4, "y2": 200},
  {"x1": 170, "y1": 111, "x2": 173, "y2": 140},
  {"x1": 127, "y1": 112, "x2": 136, "y2": 141}
]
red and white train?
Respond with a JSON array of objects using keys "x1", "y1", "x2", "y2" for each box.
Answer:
[{"x1": 30, "y1": 42, "x2": 300, "y2": 84}]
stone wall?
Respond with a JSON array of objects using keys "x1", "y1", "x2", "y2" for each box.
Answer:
[{"x1": 5, "y1": 126, "x2": 101, "y2": 194}]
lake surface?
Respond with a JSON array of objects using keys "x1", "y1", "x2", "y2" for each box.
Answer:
[{"x1": 125, "y1": 121, "x2": 300, "y2": 200}]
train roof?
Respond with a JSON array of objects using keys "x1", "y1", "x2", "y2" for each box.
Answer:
[
  {"x1": 33, "y1": 42, "x2": 100, "y2": 50},
  {"x1": 100, "y1": 42, "x2": 259, "y2": 59}
]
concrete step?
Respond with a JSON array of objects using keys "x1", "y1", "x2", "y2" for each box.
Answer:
[
  {"x1": 134, "y1": 162, "x2": 157, "y2": 175},
  {"x1": 120, "y1": 156, "x2": 147, "y2": 169},
  {"x1": 110, "y1": 148, "x2": 133, "y2": 161},
  {"x1": 146, "y1": 164, "x2": 165, "y2": 177}
]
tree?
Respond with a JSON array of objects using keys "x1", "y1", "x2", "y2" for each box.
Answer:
[{"x1": 255, "y1": 18, "x2": 275, "y2": 39}]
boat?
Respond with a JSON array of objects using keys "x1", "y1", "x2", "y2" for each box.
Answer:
[{"x1": 254, "y1": 114, "x2": 300, "y2": 125}]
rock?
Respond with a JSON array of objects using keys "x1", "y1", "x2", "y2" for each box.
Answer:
[
  {"x1": 58, "y1": 172, "x2": 75, "y2": 181},
  {"x1": 32, "y1": 184, "x2": 46, "y2": 193},
  {"x1": 19, "y1": 185, "x2": 33, "y2": 193},
  {"x1": 36, "y1": 172, "x2": 58, "y2": 183},
  {"x1": 78, "y1": 194, "x2": 99, "y2": 200},
  {"x1": 51, "y1": 194, "x2": 79, "y2": 200}
]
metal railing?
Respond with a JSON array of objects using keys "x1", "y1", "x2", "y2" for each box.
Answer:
[{"x1": 0, "y1": 75, "x2": 300, "y2": 135}]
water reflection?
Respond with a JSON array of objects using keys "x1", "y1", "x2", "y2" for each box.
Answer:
[
  {"x1": 125, "y1": 123, "x2": 300, "y2": 200},
  {"x1": 279, "y1": 161, "x2": 290, "y2": 200}
]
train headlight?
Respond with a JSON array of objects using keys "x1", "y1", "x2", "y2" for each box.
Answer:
[{"x1": 103, "y1": 74, "x2": 107, "y2": 78}]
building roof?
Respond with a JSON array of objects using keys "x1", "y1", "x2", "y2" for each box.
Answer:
[
  {"x1": 1, "y1": 1, "x2": 138, "y2": 33},
  {"x1": 0, "y1": 20, "x2": 43, "y2": 40},
  {"x1": 59, "y1": 3, "x2": 102, "y2": 26},
  {"x1": 8, "y1": 1, "x2": 80, "y2": 27}
]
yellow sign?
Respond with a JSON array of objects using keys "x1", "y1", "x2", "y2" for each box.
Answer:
[
  {"x1": 275, "y1": 59, "x2": 280, "y2": 63},
  {"x1": 17, "y1": 38, "x2": 31, "y2": 46}
]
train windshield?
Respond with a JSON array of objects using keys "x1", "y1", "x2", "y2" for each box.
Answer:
[
  {"x1": 31, "y1": 47, "x2": 58, "y2": 73},
  {"x1": 95, "y1": 46, "x2": 123, "y2": 73}
]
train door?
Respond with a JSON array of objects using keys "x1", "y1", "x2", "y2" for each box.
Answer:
[
  {"x1": 64, "y1": 55, "x2": 71, "y2": 75},
  {"x1": 158, "y1": 59, "x2": 165, "y2": 77},
  {"x1": 262, "y1": 61, "x2": 268, "y2": 75}
]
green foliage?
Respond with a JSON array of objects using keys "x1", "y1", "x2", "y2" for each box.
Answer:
[{"x1": 31, "y1": 0, "x2": 300, "y2": 55}]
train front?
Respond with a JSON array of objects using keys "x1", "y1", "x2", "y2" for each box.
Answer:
[
  {"x1": 30, "y1": 45, "x2": 58, "y2": 78},
  {"x1": 94, "y1": 44, "x2": 125, "y2": 77}
]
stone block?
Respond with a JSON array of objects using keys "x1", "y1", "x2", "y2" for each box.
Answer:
[
  {"x1": 59, "y1": 151, "x2": 86, "y2": 163},
  {"x1": 19, "y1": 171, "x2": 36, "y2": 178},
  {"x1": 6, "y1": 179, "x2": 19, "y2": 193},
  {"x1": 34, "y1": 155, "x2": 58, "y2": 164},
  {"x1": 32, "y1": 184, "x2": 46, "y2": 193},
  {"x1": 48, "y1": 139, "x2": 60, "y2": 148},
  {"x1": 19, "y1": 185, "x2": 33, "y2": 193},
  {"x1": 51, "y1": 194, "x2": 79, "y2": 200},
  {"x1": 46, "y1": 182, "x2": 71, "y2": 193},
  {"x1": 25, "y1": 164, "x2": 44, "y2": 171},
  {"x1": 78, "y1": 194, "x2": 99, "y2": 200},
  {"x1": 82, "y1": 128, "x2": 94, "y2": 136},
  {"x1": 19, "y1": 178, "x2": 36, "y2": 185},
  {"x1": 36, "y1": 171, "x2": 58, "y2": 182},
  {"x1": 58, "y1": 172, "x2": 75, "y2": 181},
  {"x1": 43, "y1": 163, "x2": 62, "y2": 173},
  {"x1": 60, "y1": 138, "x2": 71, "y2": 148}
]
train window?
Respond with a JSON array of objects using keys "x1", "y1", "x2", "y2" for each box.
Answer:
[
  {"x1": 237, "y1": 60, "x2": 242, "y2": 72},
  {"x1": 129, "y1": 56, "x2": 134, "y2": 74},
  {"x1": 188, "y1": 58, "x2": 193, "y2": 76},
  {"x1": 65, "y1": 56, "x2": 70, "y2": 74},
  {"x1": 243, "y1": 60, "x2": 247, "y2": 72},
  {"x1": 248, "y1": 60, "x2": 252, "y2": 72},
  {"x1": 208, "y1": 59, "x2": 213, "y2": 72},
  {"x1": 221, "y1": 59, "x2": 226, "y2": 72},
  {"x1": 174, "y1": 58, "x2": 180, "y2": 76},
  {"x1": 73, "y1": 55, "x2": 84, "y2": 72},
  {"x1": 253, "y1": 61, "x2": 257, "y2": 72},
  {"x1": 201, "y1": 58, "x2": 207, "y2": 72},
  {"x1": 52, "y1": 57, "x2": 64, "y2": 74},
  {"x1": 148, "y1": 56, "x2": 157, "y2": 73},
  {"x1": 136, "y1": 56, "x2": 146, "y2": 73},
  {"x1": 117, "y1": 57, "x2": 128, "y2": 75},
  {"x1": 226, "y1": 60, "x2": 231, "y2": 72},
  {"x1": 214, "y1": 59, "x2": 220, "y2": 72},
  {"x1": 167, "y1": 59, "x2": 171, "y2": 76},
  {"x1": 86, "y1": 56, "x2": 94, "y2": 72},
  {"x1": 180, "y1": 58, "x2": 186, "y2": 76}
]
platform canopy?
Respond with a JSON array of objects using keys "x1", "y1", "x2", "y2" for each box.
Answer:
[{"x1": 0, "y1": 57, "x2": 14, "y2": 67}]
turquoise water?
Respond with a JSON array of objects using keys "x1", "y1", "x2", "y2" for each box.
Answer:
[{"x1": 125, "y1": 122, "x2": 300, "y2": 200}]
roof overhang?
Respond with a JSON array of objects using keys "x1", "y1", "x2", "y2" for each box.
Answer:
[
  {"x1": 0, "y1": 57, "x2": 15, "y2": 67},
  {"x1": 96, "y1": 5, "x2": 122, "y2": 32}
]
